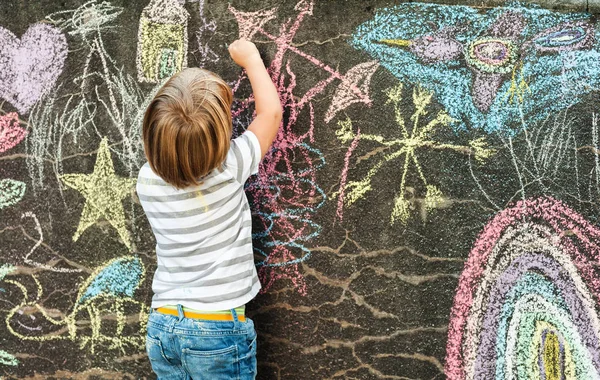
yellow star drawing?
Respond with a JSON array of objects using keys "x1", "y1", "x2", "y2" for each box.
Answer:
[{"x1": 60, "y1": 138, "x2": 136, "y2": 251}]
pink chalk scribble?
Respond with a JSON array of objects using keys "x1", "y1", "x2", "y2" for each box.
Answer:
[
  {"x1": 228, "y1": 5, "x2": 276, "y2": 41},
  {"x1": 0, "y1": 23, "x2": 67, "y2": 114},
  {"x1": 325, "y1": 61, "x2": 379, "y2": 123},
  {"x1": 0, "y1": 112, "x2": 27, "y2": 210},
  {"x1": 229, "y1": 1, "x2": 377, "y2": 294},
  {"x1": 0, "y1": 113, "x2": 27, "y2": 154}
]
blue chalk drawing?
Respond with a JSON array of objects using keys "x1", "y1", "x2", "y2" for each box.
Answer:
[
  {"x1": 352, "y1": 2, "x2": 600, "y2": 134},
  {"x1": 5, "y1": 256, "x2": 146, "y2": 353},
  {"x1": 76, "y1": 256, "x2": 143, "y2": 305}
]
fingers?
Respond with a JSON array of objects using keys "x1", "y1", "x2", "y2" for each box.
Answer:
[{"x1": 228, "y1": 39, "x2": 261, "y2": 68}]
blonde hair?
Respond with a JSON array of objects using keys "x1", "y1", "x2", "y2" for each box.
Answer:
[{"x1": 142, "y1": 68, "x2": 233, "y2": 189}]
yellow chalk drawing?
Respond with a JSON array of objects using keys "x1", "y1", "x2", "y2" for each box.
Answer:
[
  {"x1": 136, "y1": 0, "x2": 189, "y2": 83},
  {"x1": 469, "y1": 137, "x2": 496, "y2": 164},
  {"x1": 4, "y1": 256, "x2": 147, "y2": 354},
  {"x1": 60, "y1": 138, "x2": 136, "y2": 250},
  {"x1": 338, "y1": 83, "x2": 495, "y2": 224},
  {"x1": 0, "y1": 264, "x2": 18, "y2": 367},
  {"x1": 505, "y1": 61, "x2": 531, "y2": 105},
  {"x1": 530, "y1": 320, "x2": 576, "y2": 380}
]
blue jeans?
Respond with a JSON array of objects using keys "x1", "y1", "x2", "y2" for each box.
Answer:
[{"x1": 145, "y1": 306, "x2": 257, "y2": 380}]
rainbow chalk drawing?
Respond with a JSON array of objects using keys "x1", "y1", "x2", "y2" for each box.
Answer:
[
  {"x1": 337, "y1": 83, "x2": 495, "y2": 225},
  {"x1": 137, "y1": 0, "x2": 189, "y2": 83},
  {"x1": 4, "y1": 256, "x2": 146, "y2": 353},
  {"x1": 229, "y1": 1, "x2": 378, "y2": 293},
  {"x1": 0, "y1": 23, "x2": 67, "y2": 114},
  {"x1": 0, "y1": 113, "x2": 27, "y2": 153},
  {"x1": 352, "y1": 2, "x2": 600, "y2": 134},
  {"x1": 446, "y1": 197, "x2": 600, "y2": 379},
  {"x1": 60, "y1": 138, "x2": 137, "y2": 251}
]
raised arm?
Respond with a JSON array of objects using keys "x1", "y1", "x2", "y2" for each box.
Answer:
[{"x1": 228, "y1": 39, "x2": 283, "y2": 158}]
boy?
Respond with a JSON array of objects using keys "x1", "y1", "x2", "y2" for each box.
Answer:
[{"x1": 137, "y1": 39, "x2": 282, "y2": 379}]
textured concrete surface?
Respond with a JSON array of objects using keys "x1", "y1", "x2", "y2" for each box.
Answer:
[{"x1": 1, "y1": 0, "x2": 600, "y2": 379}]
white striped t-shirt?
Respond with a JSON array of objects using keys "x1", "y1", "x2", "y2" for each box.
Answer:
[{"x1": 136, "y1": 131, "x2": 262, "y2": 311}]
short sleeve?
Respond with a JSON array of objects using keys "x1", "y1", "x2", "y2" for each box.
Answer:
[{"x1": 225, "y1": 130, "x2": 262, "y2": 183}]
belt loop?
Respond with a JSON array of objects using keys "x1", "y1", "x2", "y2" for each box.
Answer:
[
  {"x1": 231, "y1": 308, "x2": 240, "y2": 327},
  {"x1": 177, "y1": 304, "x2": 185, "y2": 322}
]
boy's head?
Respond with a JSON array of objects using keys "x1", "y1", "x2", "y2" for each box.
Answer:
[{"x1": 142, "y1": 68, "x2": 233, "y2": 189}]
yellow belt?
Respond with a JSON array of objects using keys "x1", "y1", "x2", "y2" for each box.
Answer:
[{"x1": 155, "y1": 307, "x2": 246, "y2": 322}]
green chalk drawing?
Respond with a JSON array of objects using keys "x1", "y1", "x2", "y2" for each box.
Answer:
[
  {"x1": 0, "y1": 264, "x2": 17, "y2": 366},
  {"x1": 0, "y1": 350, "x2": 18, "y2": 366},
  {"x1": 136, "y1": 0, "x2": 188, "y2": 83},
  {"x1": 0, "y1": 179, "x2": 25, "y2": 209}
]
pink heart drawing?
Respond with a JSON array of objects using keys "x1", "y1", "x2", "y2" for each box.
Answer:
[
  {"x1": 0, "y1": 112, "x2": 27, "y2": 153},
  {"x1": 0, "y1": 23, "x2": 67, "y2": 114}
]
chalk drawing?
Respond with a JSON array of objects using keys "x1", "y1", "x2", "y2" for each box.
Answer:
[
  {"x1": 0, "y1": 264, "x2": 17, "y2": 367},
  {"x1": 229, "y1": 5, "x2": 277, "y2": 41},
  {"x1": 467, "y1": 107, "x2": 600, "y2": 210},
  {"x1": 231, "y1": 0, "x2": 375, "y2": 293},
  {"x1": 0, "y1": 112, "x2": 27, "y2": 153},
  {"x1": 230, "y1": 1, "x2": 378, "y2": 123},
  {"x1": 0, "y1": 263, "x2": 14, "y2": 292},
  {"x1": 59, "y1": 138, "x2": 136, "y2": 251},
  {"x1": 28, "y1": 1, "x2": 148, "y2": 192},
  {"x1": 0, "y1": 179, "x2": 25, "y2": 210},
  {"x1": 192, "y1": 0, "x2": 219, "y2": 67},
  {"x1": 0, "y1": 23, "x2": 67, "y2": 114},
  {"x1": 136, "y1": 0, "x2": 188, "y2": 83},
  {"x1": 4, "y1": 256, "x2": 146, "y2": 354},
  {"x1": 0, "y1": 111, "x2": 27, "y2": 210},
  {"x1": 0, "y1": 350, "x2": 18, "y2": 367},
  {"x1": 324, "y1": 61, "x2": 379, "y2": 123},
  {"x1": 446, "y1": 197, "x2": 600, "y2": 379},
  {"x1": 337, "y1": 83, "x2": 495, "y2": 225},
  {"x1": 352, "y1": 2, "x2": 600, "y2": 134},
  {"x1": 20, "y1": 212, "x2": 83, "y2": 273},
  {"x1": 335, "y1": 119, "x2": 360, "y2": 222}
]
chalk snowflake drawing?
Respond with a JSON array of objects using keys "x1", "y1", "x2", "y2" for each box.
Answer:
[
  {"x1": 446, "y1": 197, "x2": 600, "y2": 379},
  {"x1": 228, "y1": 1, "x2": 377, "y2": 293},
  {"x1": 137, "y1": 0, "x2": 189, "y2": 83},
  {"x1": 352, "y1": 2, "x2": 600, "y2": 134},
  {"x1": 60, "y1": 138, "x2": 136, "y2": 251},
  {"x1": 337, "y1": 83, "x2": 495, "y2": 224},
  {"x1": 4, "y1": 256, "x2": 146, "y2": 354},
  {"x1": 28, "y1": 1, "x2": 148, "y2": 190},
  {"x1": 0, "y1": 23, "x2": 67, "y2": 114}
]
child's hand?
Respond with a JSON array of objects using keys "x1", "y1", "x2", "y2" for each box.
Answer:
[{"x1": 228, "y1": 39, "x2": 262, "y2": 69}]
